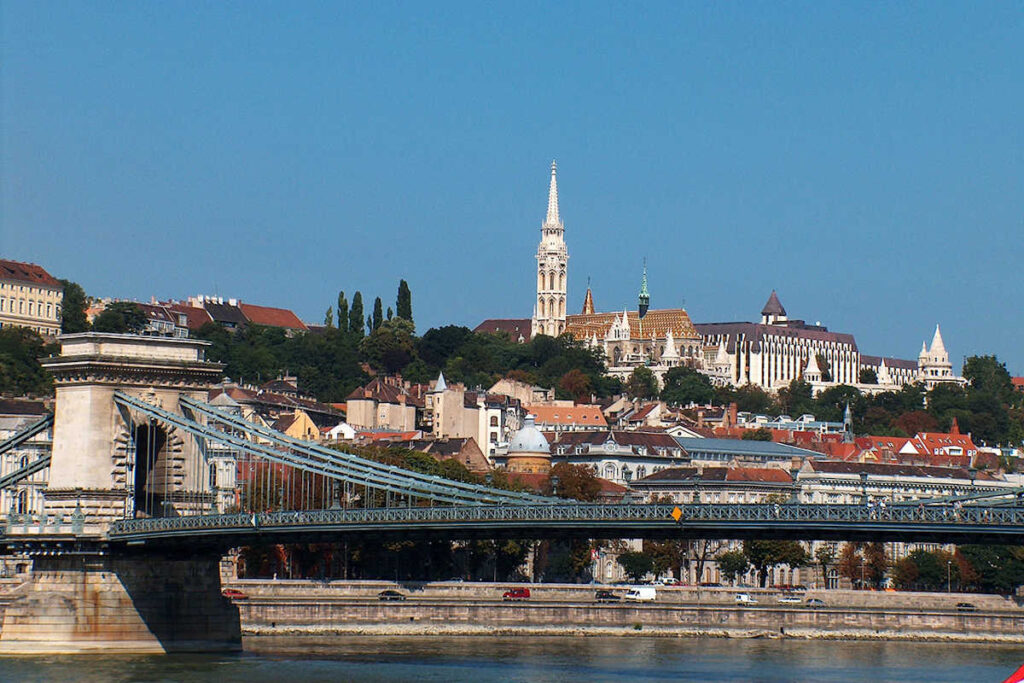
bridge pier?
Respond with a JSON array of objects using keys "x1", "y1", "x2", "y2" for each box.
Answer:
[{"x1": 0, "y1": 550, "x2": 240, "y2": 654}]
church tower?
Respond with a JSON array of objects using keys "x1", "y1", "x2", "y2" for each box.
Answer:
[{"x1": 531, "y1": 161, "x2": 568, "y2": 338}]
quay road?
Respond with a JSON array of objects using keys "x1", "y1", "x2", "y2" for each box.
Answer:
[{"x1": 226, "y1": 581, "x2": 1024, "y2": 640}]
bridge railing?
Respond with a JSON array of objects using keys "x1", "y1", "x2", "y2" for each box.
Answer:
[{"x1": 109, "y1": 502, "x2": 1024, "y2": 538}]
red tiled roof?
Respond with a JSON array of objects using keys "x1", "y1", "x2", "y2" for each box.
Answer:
[
  {"x1": 239, "y1": 303, "x2": 308, "y2": 331},
  {"x1": 346, "y1": 377, "x2": 425, "y2": 408},
  {"x1": 527, "y1": 404, "x2": 607, "y2": 427},
  {"x1": 628, "y1": 403, "x2": 658, "y2": 422},
  {"x1": 0, "y1": 259, "x2": 61, "y2": 288},
  {"x1": 474, "y1": 318, "x2": 531, "y2": 338},
  {"x1": 1012, "y1": 377, "x2": 1024, "y2": 390}
]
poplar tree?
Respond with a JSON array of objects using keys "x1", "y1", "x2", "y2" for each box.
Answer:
[
  {"x1": 349, "y1": 292, "x2": 364, "y2": 337},
  {"x1": 396, "y1": 279, "x2": 413, "y2": 324},
  {"x1": 337, "y1": 291, "x2": 349, "y2": 333},
  {"x1": 386, "y1": 306, "x2": 393, "y2": 321},
  {"x1": 324, "y1": 307, "x2": 334, "y2": 328},
  {"x1": 370, "y1": 296, "x2": 382, "y2": 331}
]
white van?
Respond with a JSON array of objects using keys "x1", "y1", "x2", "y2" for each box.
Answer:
[
  {"x1": 734, "y1": 593, "x2": 758, "y2": 605},
  {"x1": 624, "y1": 586, "x2": 656, "y2": 602}
]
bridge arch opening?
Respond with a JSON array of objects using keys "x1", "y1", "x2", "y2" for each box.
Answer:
[{"x1": 133, "y1": 422, "x2": 169, "y2": 517}]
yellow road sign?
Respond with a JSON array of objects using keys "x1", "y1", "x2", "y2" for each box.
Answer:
[{"x1": 671, "y1": 506, "x2": 682, "y2": 522}]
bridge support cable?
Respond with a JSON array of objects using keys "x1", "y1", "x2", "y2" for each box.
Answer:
[
  {"x1": 114, "y1": 392, "x2": 549, "y2": 507},
  {"x1": 113, "y1": 392, "x2": 498, "y2": 507},
  {"x1": 177, "y1": 396, "x2": 552, "y2": 505},
  {"x1": 0, "y1": 454, "x2": 51, "y2": 491},
  {"x1": 0, "y1": 414, "x2": 53, "y2": 458}
]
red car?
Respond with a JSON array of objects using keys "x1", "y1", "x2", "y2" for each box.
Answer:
[
  {"x1": 221, "y1": 588, "x2": 248, "y2": 600},
  {"x1": 502, "y1": 587, "x2": 530, "y2": 601}
]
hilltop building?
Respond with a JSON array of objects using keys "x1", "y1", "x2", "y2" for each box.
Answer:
[{"x1": 0, "y1": 259, "x2": 63, "y2": 337}]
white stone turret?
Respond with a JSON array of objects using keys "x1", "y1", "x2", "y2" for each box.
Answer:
[{"x1": 803, "y1": 353, "x2": 822, "y2": 383}]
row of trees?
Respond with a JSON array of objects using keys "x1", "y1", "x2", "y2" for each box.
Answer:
[{"x1": 323, "y1": 280, "x2": 414, "y2": 336}]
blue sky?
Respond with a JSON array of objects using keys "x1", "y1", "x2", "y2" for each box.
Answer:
[{"x1": 2, "y1": 3, "x2": 1021, "y2": 372}]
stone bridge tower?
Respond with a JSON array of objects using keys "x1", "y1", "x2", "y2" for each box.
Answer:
[{"x1": 40, "y1": 333, "x2": 223, "y2": 528}]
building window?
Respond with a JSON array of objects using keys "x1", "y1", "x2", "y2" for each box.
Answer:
[{"x1": 489, "y1": 416, "x2": 498, "y2": 427}]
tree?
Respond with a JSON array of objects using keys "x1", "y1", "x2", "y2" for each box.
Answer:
[
  {"x1": 836, "y1": 542, "x2": 887, "y2": 588},
  {"x1": 396, "y1": 279, "x2": 413, "y2": 325},
  {"x1": 627, "y1": 366, "x2": 659, "y2": 400},
  {"x1": 416, "y1": 325, "x2": 473, "y2": 368},
  {"x1": 336, "y1": 291, "x2": 349, "y2": 333},
  {"x1": 814, "y1": 545, "x2": 836, "y2": 589},
  {"x1": 963, "y1": 355, "x2": 1014, "y2": 400},
  {"x1": 359, "y1": 318, "x2": 416, "y2": 374},
  {"x1": 742, "y1": 540, "x2": 808, "y2": 587},
  {"x1": 0, "y1": 327, "x2": 57, "y2": 396},
  {"x1": 59, "y1": 280, "x2": 89, "y2": 333},
  {"x1": 617, "y1": 551, "x2": 654, "y2": 583},
  {"x1": 741, "y1": 428, "x2": 772, "y2": 441},
  {"x1": 894, "y1": 410, "x2": 939, "y2": 436},
  {"x1": 386, "y1": 306, "x2": 393, "y2": 321},
  {"x1": 558, "y1": 369, "x2": 592, "y2": 403},
  {"x1": 643, "y1": 540, "x2": 689, "y2": 581},
  {"x1": 837, "y1": 543, "x2": 864, "y2": 588},
  {"x1": 372, "y1": 297, "x2": 384, "y2": 331},
  {"x1": 324, "y1": 307, "x2": 334, "y2": 328},
  {"x1": 545, "y1": 462, "x2": 601, "y2": 501},
  {"x1": 732, "y1": 385, "x2": 775, "y2": 414},
  {"x1": 92, "y1": 302, "x2": 147, "y2": 334},
  {"x1": 660, "y1": 366, "x2": 714, "y2": 406},
  {"x1": 777, "y1": 379, "x2": 814, "y2": 417},
  {"x1": 859, "y1": 368, "x2": 877, "y2": 384},
  {"x1": 863, "y1": 542, "x2": 889, "y2": 587},
  {"x1": 717, "y1": 550, "x2": 750, "y2": 585},
  {"x1": 958, "y1": 545, "x2": 1024, "y2": 593},
  {"x1": 349, "y1": 292, "x2": 364, "y2": 337}
]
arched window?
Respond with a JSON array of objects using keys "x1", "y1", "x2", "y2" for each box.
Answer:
[
  {"x1": 16, "y1": 490, "x2": 27, "y2": 515},
  {"x1": 548, "y1": 272, "x2": 555, "y2": 290},
  {"x1": 559, "y1": 271, "x2": 565, "y2": 290},
  {"x1": 603, "y1": 464, "x2": 616, "y2": 479},
  {"x1": 538, "y1": 299, "x2": 545, "y2": 317}
]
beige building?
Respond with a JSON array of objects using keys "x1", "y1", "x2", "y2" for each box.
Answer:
[
  {"x1": 345, "y1": 377, "x2": 423, "y2": 432},
  {"x1": 0, "y1": 260, "x2": 63, "y2": 337}
]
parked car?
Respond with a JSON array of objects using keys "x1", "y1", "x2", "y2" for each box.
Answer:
[
  {"x1": 956, "y1": 602, "x2": 977, "y2": 612},
  {"x1": 777, "y1": 595, "x2": 802, "y2": 604},
  {"x1": 595, "y1": 590, "x2": 621, "y2": 603},
  {"x1": 624, "y1": 586, "x2": 657, "y2": 602},
  {"x1": 502, "y1": 587, "x2": 531, "y2": 601},
  {"x1": 734, "y1": 593, "x2": 758, "y2": 605},
  {"x1": 698, "y1": 582, "x2": 723, "y2": 587},
  {"x1": 805, "y1": 598, "x2": 825, "y2": 608},
  {"x1": 221, "y1": 588, "x2": 248, "y2": 600},
  {"x1": 377, "y1": 589, "x2": 406, "y2": 601}
]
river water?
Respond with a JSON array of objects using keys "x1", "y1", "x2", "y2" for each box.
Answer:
[{"x1": 1, "y1": 636, "x2": 1021, "y2": 682}]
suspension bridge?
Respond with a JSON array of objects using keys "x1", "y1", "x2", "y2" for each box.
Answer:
[{"x1": 0, "y1": 332, "x2": 1022, "y2": 653}]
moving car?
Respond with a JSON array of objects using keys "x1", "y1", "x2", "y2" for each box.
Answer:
[
  {"x1": 777, "y1": 595, "x2": 802, "y2": 604},
  {"x1": 502, "y1": 587, "x2": 531, "y2": 601},
  {"x1": 595, "y1": 590, "x2": 621, "y2": 603},
  {"x1": 956, "y1": 602, "x2": 977, "y2": 612},
  {"x1": 377, "y1": 589, "x2": 407, "y2": 601},
  {"x1": 734, "y1": 593, "x2": 758, "y2": 605},
  {"x1": 805, "y1": 598, "x2": 825, "y2": 608},
  {"x1": 221, "y1": 588, "x2": 248, "y2": 600},
  {"x1": 624, "y1": 587, "x2": 656, "y2": 602}
]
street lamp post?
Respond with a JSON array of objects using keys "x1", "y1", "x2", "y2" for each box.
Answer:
[
  {"x1": 550, "y1": 475, "x2": 560, "y2": 498},
  {"x1": 947, "y1": 560, "x2": 952, "y2": 593},
  {"x1": 860, "y1": 471, "x2": 869, "y2": 505}
]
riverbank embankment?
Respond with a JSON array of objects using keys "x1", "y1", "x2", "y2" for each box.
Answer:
[{"x1": 230, "y1": 580, "x2": 1024, "y2": 643}]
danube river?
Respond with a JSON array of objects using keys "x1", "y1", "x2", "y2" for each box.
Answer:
[{"x1": 1, "y1": 636, "x2": 1021, "y2": 682}]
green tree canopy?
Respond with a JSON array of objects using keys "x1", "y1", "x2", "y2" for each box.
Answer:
[
  {"x1": 742, "y1": 540, "x2": 808, "y2": 587},
  {"x1": 359, "y1": 318, "x2": 416, "y2": 374},
  {"x1": 616, "y1": 550, "x2": 654, "y2": 583},
  {"x1": 717, "y1": 550, "x2": 750, "y2": 584},
  {"x1": 660, "y1": 366, "x2": 714, "y2": 406},
  {"x1": 0, "y1": 327, "x2": 56, "y2": 396},
  {"x1": 349, "y1": 291, "x2": 364, "y2": 337},
  {"x1": 58, "y1": 279, "x2": 89, "y2": 333},
  {"x1": 627, "y1": 366, "x2": 659, "y2": 400},
  {"x1": 396, "y1": 279, "x2": 413, "y2": 324},
  {"x1": 92, "y1": 302, "x2": 147, "y2": 334}
]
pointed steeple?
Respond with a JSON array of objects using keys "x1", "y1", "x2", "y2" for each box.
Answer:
[
  {"x1": 804, "y1": 353, "x2": 821, "y2": 381},
  {"x1": 760, "y1": 290, "x2": 787, "y2": 324},
  {"x1": 545, "y1": 160, "x2": 560, "y2": 226},
  {"x1": 433, "y1": 371, "x2": 447, "y2": 393},
  {"x1": 929, "y1": 324, "x2": 947, "y2": 356},
  {"x1": 842, "y1": 402, "x2": 853, "y2": 443},
  {"x1": 581, "y1": 278, "x2": 595, "y2": 315},
  {"x1": 638, "y1": 258, "x2": 650, "y2": 319}
]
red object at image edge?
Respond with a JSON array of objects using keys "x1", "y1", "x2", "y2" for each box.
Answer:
[{"x1": 1003, "y1": 664, "x2": 1024, "y2": 683}]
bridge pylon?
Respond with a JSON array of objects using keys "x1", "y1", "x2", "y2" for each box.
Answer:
[{"x1": 39, "y1": 332, "x2": 222, "y2": 529}]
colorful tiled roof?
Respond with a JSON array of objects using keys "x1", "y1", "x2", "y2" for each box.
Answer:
[{"x1": 565, "y1": 308, "x2": 701, "y2": 341}]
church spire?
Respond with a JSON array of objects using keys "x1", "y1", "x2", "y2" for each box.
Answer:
[
  {"x1": 545, "y1": 160, "x2": 560, "y2": 226},
  {"x1": 581, "y1": 278, "x2": 595, "y2": 315},
  {"x1": 638, "y1": 258, "x2": 650, "y2": 319}
]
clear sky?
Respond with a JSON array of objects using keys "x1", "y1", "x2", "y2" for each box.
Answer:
[{"x1": 2, "y1": 3, "x2": 1021, "y2": 372}]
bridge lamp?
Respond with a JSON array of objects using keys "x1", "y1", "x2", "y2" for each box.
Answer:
[
  {"x1": 968, "y1": 467, "x2": 977, "y2": 491},
  {"x1": 859, "y1": 472, "x2": 868, "y2": 505},
  {"x1": 550, "y1": 475, "x2": 560, "y2": 497}
]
